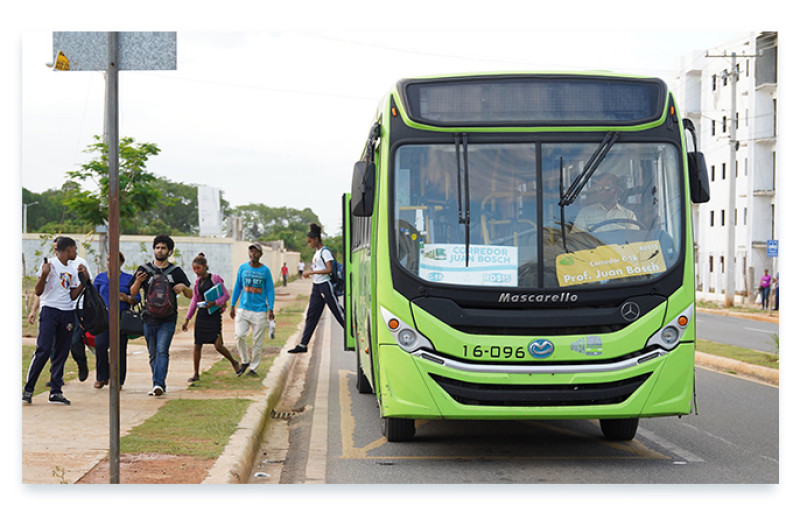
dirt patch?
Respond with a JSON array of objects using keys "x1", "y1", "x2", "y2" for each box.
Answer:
[{"x1": 77, "y1": 453, "x2": 214, "y2": 484}]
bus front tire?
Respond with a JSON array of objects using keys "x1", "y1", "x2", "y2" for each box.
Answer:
[
  {"x1": 599, "y1": 418, "x2": 639, "y2": 441},
  {"x1": 382, "y1": 417, "x2": 415, "y2": 442},
  {"x1": 356, "y1": 350, "x2": 373, "y2": 394}
]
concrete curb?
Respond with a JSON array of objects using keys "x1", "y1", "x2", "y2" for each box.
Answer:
[
  {"x1": 695, "y1": 351, "x2": 778, "y2": 386},
  {"x1": 202, "y1": 320, "x2": 304, "y2": 484}
]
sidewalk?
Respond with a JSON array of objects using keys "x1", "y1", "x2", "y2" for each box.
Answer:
[{"x1": 21, "y1": 276, "x2": 313, "y2": 484}]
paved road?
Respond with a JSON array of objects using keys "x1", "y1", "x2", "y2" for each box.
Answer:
[
  {"x1": 275, "y1": 315, "x2": 778, "y2": 484},
  {"x1": 696, "y1": 312, "x2": 778, "y2": 352}
]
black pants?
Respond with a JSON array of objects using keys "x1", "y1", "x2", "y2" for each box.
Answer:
[
  {"x1": 94, "y1": 329, "x2": 129, "y2": 385},
  {"x1": 25, "y1": 307, "x2": 73, "y2": 394},
  {"x1": 300, "y1": 281, "x2": 345, "y2": 346},
  {"x1": 49, "y1": 314, "x2": 88, "y2": 370}
]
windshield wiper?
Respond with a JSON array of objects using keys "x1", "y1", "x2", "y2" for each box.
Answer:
[
  {"x1": 558, "y1": 132, "x2": 619, "y2": 207},
  {"x1": 454, "y1": 133, "x2": 471, "y2": 266}
]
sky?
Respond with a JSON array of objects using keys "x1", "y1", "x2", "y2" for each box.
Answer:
[
  {"x1": 5, "y1": 0, "x2": 798, "y2": 513},
  {"x1": 17, "y1": 27, "x2": 749, "y2": 235}
]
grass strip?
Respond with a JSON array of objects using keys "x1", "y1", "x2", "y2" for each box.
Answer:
[
  {"x1": 696, "y1": 339, "x2": 778, "y2": 370},
  {"x1": 120, "y1": 398, "x2": 251, "y2": 459}
]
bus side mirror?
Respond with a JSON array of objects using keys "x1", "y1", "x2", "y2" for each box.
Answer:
[
  {"x1": 351, "y1": 161, "x2": 376, "y2": 217},
  {"x1": 688, "y1": 151, "x2": 710, "y2": 204}
]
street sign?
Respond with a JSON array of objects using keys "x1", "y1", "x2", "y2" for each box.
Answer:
[
  {"x1": 53, "y1": 50, "x2": 70, "y2": 71},
  {"x1": 767, "y1": 239, "x2": 778, "y2": 258},
  {"x1": 52, "y1": 32, "x2": 176, "y2": 71}
]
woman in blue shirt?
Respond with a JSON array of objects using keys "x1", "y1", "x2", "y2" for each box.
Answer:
[{"x1": 92, "y1": 252, "x2": 139, "y2": 388}]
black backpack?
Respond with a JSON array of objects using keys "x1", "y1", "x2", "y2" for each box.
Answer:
[
  {"x1": 76, "y1": 271, "x2": 109, "y2": 335},
  {"x1": 322, "y1": 247, "x2": 344, "y2": 297},
  {"x1": 142, "y1": 263, "x2": 178, "y2": 319}
]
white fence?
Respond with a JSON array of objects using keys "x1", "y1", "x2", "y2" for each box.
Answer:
[{"x1": 21, "y1": 233, "x2": 300, "y2": 288}]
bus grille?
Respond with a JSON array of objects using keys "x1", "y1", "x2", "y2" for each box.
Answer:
[{"x1": 429, "y1": 373, "x2": 651, "y2": 407}]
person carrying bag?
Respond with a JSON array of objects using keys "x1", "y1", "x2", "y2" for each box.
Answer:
[{"x1": 92, "y1": 251, "x2": 140, "y2": 389}]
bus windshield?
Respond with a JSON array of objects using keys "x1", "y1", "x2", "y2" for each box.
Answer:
[{"x1": 393, "y1": 141, "x2": 682, "y2": 289}]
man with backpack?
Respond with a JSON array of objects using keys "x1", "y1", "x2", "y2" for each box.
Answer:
[
  {"x1": 129, "y1": 235, "x2": 192, "y2": 396},
  {"x1": 23, "y1": 236, "x2": 89, "y2": 405}
]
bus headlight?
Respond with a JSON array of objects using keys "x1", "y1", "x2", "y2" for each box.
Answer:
[
  {"x1": 646, "y1": 303, "x2": 694, "y2": 351},
  {"x1": 380, "y1": 307, "x2": 434, "y2": 353}
]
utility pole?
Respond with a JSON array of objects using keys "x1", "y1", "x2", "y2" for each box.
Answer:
[{"x1": 707, "y1": 50, "x2": 758, "y2": 307}]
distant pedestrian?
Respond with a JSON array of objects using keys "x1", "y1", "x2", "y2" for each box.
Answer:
[
  {"x1": 298, "y1": 260, "x2": 305, "y2": 278},
  {"x1": 289, "y1": 223, "x2": 345, "y2": 354},
  {"x1": 129, "y1": 234, "x2": 192, "y2": 396},
  {"x1": 182, "y1": 253, "x2": 240, "y2": 382},
  {"x1": 230, "y1": 243, "x2": 275, "y2": 377},
  {"x1": 281, "y1": 262, "x2": 289, "y2": 287},
  {"x1": 759, "y1": 269, "x2": 772, "y2": 310},
  {"x1": 92, "y1": 251, "x2": 139, "y2": 389},
  {"x1": 23, "y1": 237, "x2": 88, "y2": 405}
]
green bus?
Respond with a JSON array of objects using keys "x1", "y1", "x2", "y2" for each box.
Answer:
[{"x1": 344, "y1": 72, "x2": 710, "y2": 442}]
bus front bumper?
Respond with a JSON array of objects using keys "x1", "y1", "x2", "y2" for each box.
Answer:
[{"x1": 377, "y1": 342, "x2": 694, "y2": 421}]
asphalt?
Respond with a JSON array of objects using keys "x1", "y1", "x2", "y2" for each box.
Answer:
[{"x1": 20, "y1": 288, "x2": 778, "y2": 484}]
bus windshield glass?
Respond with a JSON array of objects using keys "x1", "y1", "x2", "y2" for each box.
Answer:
[{"x1": 393, "y1": 141, "x2": 682, "y2": 289}]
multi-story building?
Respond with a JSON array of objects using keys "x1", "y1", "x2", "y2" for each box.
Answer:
[{"x1": 674, "y1": 32, "x2": 778, "y2": 304}]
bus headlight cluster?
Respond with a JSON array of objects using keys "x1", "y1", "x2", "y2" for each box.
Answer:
[
  {"x1": 380, "y1": 307, "x2": 434, "y2": 353},
  {"x1": 646, "y1": 303, "x2": 694, "y2": 351}
]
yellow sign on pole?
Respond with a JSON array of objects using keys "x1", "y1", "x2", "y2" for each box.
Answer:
[
  {"x1": 53, "y1": 50, "x2": 70, "y2": 71},
  {"x1": 556, "y1": 240, "x2": 667, "y2": 287}
]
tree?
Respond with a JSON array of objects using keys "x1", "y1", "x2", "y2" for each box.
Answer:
[
  {"x1": 228, "y1": 204, "x2": 322, "y2": 260},
  {"x1": 63, "y1": 135, "x2": 162, "y2": 227}
]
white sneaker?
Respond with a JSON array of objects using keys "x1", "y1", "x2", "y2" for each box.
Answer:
[{"x1": 149, "y1": 385, "x2": 164, "y2": 396}]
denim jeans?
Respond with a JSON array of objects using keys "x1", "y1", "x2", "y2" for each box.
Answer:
[{"x1": 143, "y1": 321, "x2": 176, "y2": 390}]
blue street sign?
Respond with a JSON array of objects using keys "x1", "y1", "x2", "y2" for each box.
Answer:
[{"x1": 767, "y1": 240, "x2": 779, "y2": 258}]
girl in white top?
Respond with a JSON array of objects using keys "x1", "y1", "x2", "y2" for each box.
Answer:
[{"x1": 289, "y1": 223, "x2": 346, "y2": 354}]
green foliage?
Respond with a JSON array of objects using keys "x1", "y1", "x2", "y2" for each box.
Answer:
[
  {"x1": 23, "y1": 135, "x2": 325, "y2": 255},
  {"x1": 63, "y1": 135, "x2": 162, "y2": 227},
  {"x1": 228, "y1": 204, "x2": 324, "y2": 261}
]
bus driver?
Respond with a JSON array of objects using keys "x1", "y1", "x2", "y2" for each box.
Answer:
[{"x1": 573, "y1": 173, "x2": 638, "y2": 233}]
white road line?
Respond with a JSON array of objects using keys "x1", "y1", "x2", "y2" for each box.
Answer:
[
  {"x1": 637, "y1": 427, "x2": 706, "y2": 463},
  {"x1": 744, "y1": 327, "x2": 775, "y2": 333}
]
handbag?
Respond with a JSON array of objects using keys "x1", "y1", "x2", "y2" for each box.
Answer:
[{"x1": 121, "y1": 301, "x2": 144, "y2": 338}]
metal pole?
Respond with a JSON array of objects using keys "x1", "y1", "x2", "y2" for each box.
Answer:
[
  {"x1": 724, "y1": 53, "x2": 737, "y2": 307},
  {"x1": 106, "y1": 31, "x2": 121, "y2": 484}
]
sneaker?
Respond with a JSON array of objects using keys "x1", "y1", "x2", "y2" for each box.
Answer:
[
  {"x1": 246, "y1": 369, "x2": 258, "y2": 377},
  {"x1": 153, "y1": 385, "x2": 164, "y2": 396},
  {"x1": 236, "y1": 363, "x2": 250, "y2": 377},
  {"x1": 48, "y1": 393, "x2": 71, "y2": 405},
  {"x1": 288, "y1": 345, "x2": 307, "y2": 354},
  {"x1": 22, "y1": 391, "x2": 33, "y2": 404}
]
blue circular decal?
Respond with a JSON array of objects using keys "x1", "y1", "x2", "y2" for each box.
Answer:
[{"x1": 528, "y1": 339, "x2": 555, "y2": 359}]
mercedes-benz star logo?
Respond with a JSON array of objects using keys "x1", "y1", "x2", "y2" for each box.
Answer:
[{"x1": 621, "y1": 301, "x2": 641, "y2": 322}]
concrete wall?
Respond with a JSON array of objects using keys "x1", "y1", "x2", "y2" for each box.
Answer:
[{"x1": 21, "y1": 233, "x2": 300, "y2": 288}]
